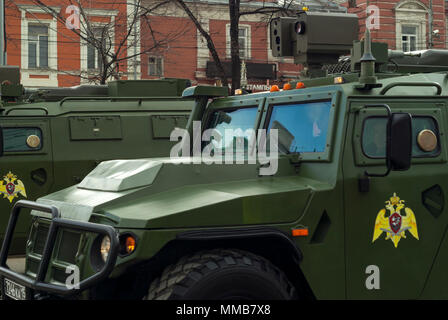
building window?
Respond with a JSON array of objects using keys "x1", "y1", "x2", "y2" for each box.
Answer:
[
  {"x1": 226, "y1": 24, "x2": 251, "y2": 60},
  {"x1": 395, "y1": 1, "x2": 428, "y2": 51},
  {"x1": 402, "y1": 25, "x2": 417, "y2": 52},
  {"x1": 87, "y1": 28, "x2": 107, "y2": 70},
  {"x1": 238, "y1": 27, "x2": 249, "y2": 59},
  {"x1": 148, "y1": 57, "x2": 163, "y2": 76},
  {"x1": 28, "y1": 24, "x2": 48, "y2": 69}
]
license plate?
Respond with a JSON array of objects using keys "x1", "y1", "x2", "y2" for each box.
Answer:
[{"x1": 3, "y1": 278, "x2": 27, "y2": 300}]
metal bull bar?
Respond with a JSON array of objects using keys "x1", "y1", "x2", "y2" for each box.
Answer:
[{"x1": 0, "y1": 200, "x2": 119, "y2": 298}]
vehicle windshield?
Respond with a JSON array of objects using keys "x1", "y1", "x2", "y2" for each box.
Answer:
[
  {"x1": 203, "y1": 107, "x2": 258, "y2": 156},
  {"x1": 267, "y1": 100, "x2": 332, "y2": 154}
]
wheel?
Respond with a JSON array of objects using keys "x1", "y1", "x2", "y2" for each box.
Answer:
[{"x1": 146, "y1": 249, "x2": 296, "y2": 300}]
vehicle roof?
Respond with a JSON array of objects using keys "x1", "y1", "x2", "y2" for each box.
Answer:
[
  {"x1": 210, "y1": 71, "x2": 448, "y2": 108},
  {"x1": 0, "y1": 96, "x2": 195, "y2": 117}
]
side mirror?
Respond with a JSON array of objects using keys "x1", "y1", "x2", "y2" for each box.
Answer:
[
  {"x1": 363, "y1": 104, "x2": 412, "y2": 178},
  {"x1": 388, "y1": 113, "x2": 412, "y2": 171}
]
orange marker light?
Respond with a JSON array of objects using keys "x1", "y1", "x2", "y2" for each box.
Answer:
[
  {"x1": 125, "y1": 236, "x2": 136, "y2": 253},
  {"x1": 334, "y1": 76, "x2": 345, "y2": 84},
  {"x1": 270, "y1": 85, "x2": 280, "y2": 92},
  {"x1": 296, "y1": 82, "x2": 306, "y2": 89},
  {"x1": 283, "y1": 83, "x2": 292, "y2": 90},
  {"x1": 292, "y1": 228, "x2": 309, "y2": 237}
]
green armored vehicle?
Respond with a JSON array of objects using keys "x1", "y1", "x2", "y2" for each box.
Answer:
[
  {"x1": 2, "y1": 11, "x2": 448, "y2": 300},
  {"x1": 0, "y1": 73, "x2": 194, "y2": 253}
]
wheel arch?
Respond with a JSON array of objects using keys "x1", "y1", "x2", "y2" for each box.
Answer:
[
  {"x1": 92, "y1": 227, "x2": 315, "y2": 299},
  {"x1": 145, "y1": 227, "x2": 315, "y2": 300}
]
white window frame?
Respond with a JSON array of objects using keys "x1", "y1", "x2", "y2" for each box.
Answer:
[
  {"x1": 79, "y1": 9, "x2": 117, "y2": 83},
  {"x1": 86, "y1": 27, "x2": 110, "y2": 71},
  {"x1": 148, "y1": 56, "x2": 163, "y2": 77},
  {"x1": 395, "y1": 0, "x2": 428, "y2": 51},
  {"x1": 18, "y1": 5, "x2": 59, "y2": 87},
  {"x1": 401, "y1": 25, "x2": 418, "y2": 52},
  {"x1": 126, "y1": 0, "x2": 141, "y2": 80},
  {"x1": 28, "y1": 24, "x2": 49, "y2": 69},
  {"x1": 226, "y1": 23, "x2": 251, "y2": 60}
]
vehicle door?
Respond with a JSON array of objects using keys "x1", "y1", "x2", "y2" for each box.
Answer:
[
  {"x1": 0, "y1": 118, "x2": 53, "y2": 253},
  {"x1": 343, "y1": 98, "x2": 448, "y2": 299}
]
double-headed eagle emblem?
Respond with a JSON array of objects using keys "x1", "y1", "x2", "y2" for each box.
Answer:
[
  {"x1": 372, "y1": 193, "x2": 419, "y2": 248},
  {"x1": 0, "y1": 172, "x2": 27, "y2": 203}
]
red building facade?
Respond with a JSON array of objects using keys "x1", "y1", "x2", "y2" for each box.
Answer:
[
  {"x1": 340, "y1": 0, "x2": 447, "y2": 50},
  {"x1": 6, "y1": 0, "x2": 445, "y2": 89},
  {"x1": 5, "y1": 0, "x2": 129, "y2": 88},
  {"x1": 131, "y1": 0, "x2": 306, "y2": 90}
]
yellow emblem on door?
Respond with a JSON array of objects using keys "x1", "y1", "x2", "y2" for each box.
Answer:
[
  {"x1": 0, "y1": 172, "x2": 27, "y2": 203},
  {"x1": 372, "y1": 193, "x2": 419, "y2": 248}
]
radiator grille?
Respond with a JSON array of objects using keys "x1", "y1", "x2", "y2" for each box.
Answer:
[
  {"x1": 52, "y1": 268, "x2": 69, "y2": 284},
  {"x1": 27, "y1": 259, "x2": 39, "y2": 275},
  {"x1": 57, "y1": 231, "x2": 81, "y2": 264},
  {"x1": 33, "y1": 224, "x2": 49, "y2": 255}
]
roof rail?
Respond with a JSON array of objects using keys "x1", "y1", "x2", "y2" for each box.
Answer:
[{"x1": 58, "y1": 96, "x2": 187, "y2": 107}]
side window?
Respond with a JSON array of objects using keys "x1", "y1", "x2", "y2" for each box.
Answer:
[
  {"x1": 267, "y1": 100, "x2": 332, "y2": 154},
  {"x1": 362, "y1": 116, "x2": 440, "y2": 158},
  {"x1": 362, "y1": 118, "x2": 387, "y2": 158},
  {"x1": 3, "y1": 128, "x2": 43, "y2": 152}
]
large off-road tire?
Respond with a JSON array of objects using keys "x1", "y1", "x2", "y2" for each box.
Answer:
[{"x1": 146, "y1": 249, "x2": 296, "y2": 300}]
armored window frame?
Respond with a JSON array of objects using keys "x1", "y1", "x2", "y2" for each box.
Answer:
[
  {"x1": 264, "y1": 99, "x2": 333, "y2": 155},
  {"x1": 351, "y1": 99, "x2": 447, "y2": 167},
  {"x1": 260, "y1": 90, "x2": 340, "y2": 162},
  {"x1": 361, "y1": 115, "x2": 441, "y2": 159},
  {"x1": 2, "y1": 127, "x2": 44, "y2": 152},
  {"x1": 203, "y1": 96, "x2": 266, "y2": 158},
  {"x1": 202, "y1": 105, "x2": 259, "y2": 156}
]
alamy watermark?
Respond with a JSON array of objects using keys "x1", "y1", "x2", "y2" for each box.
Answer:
[
  {"x1": 365, "y1": 265, "x2": 380, "y2": 290},
  {"x1": 65, "y1": 265, "x2": 80, "y2": 290},
  {"x1": 366, "y1": 5, "x2": 380, "y2": 30},
  {"x1": 65, "y1": 5, "x2": 80, "y2": 30},
  {"x1": 169, "y1": 121, "x2": 279, "y2": 175}
]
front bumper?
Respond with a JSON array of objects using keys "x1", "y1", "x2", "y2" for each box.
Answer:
[{"x1": 0, "y1": 200, "x2": 119, "y2": 299}]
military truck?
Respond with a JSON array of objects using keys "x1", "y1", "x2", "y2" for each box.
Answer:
[
  {"x1": 0, "y1": 73, "x2": 195, "y2": 254},
  {"x1": 2, "y1": 11, "x2": 448, "y2": 300}
]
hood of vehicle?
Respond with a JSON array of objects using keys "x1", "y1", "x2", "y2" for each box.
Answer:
[
  {"x1": 77, "y1": 159, "x2": 164, "y2": 192},
  {"x1": 33, "y1": 157, "x2": 332, "y2": 227}
]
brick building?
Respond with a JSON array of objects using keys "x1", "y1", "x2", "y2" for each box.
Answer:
[
  {"x1": 5, "y1": 0, "x2": 448, "y2": 89},
  {"x1": 5, "y1": 0, "x2": 350, "y2": 89},
  {"x1": 133, "y1": 0, "x2": 347, "y2": 90},
  {"x1": 337, "y1": 0, "x2": 447, "y2": 50},
  {"x1": 5, "y1": 0, "x2": 131, "y2": 88}
]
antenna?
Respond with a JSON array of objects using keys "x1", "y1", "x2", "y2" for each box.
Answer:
[{"x1": 357, "y1": 28, "x2": 381, "y2": 90}]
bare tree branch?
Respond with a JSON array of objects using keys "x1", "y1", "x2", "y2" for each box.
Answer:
[
  {"x1": 27, "y1": 0, "x2": 179, "y2": 84},
  {"x1": 173, "y1": 0, "x2": 228, "y2": 88}
]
